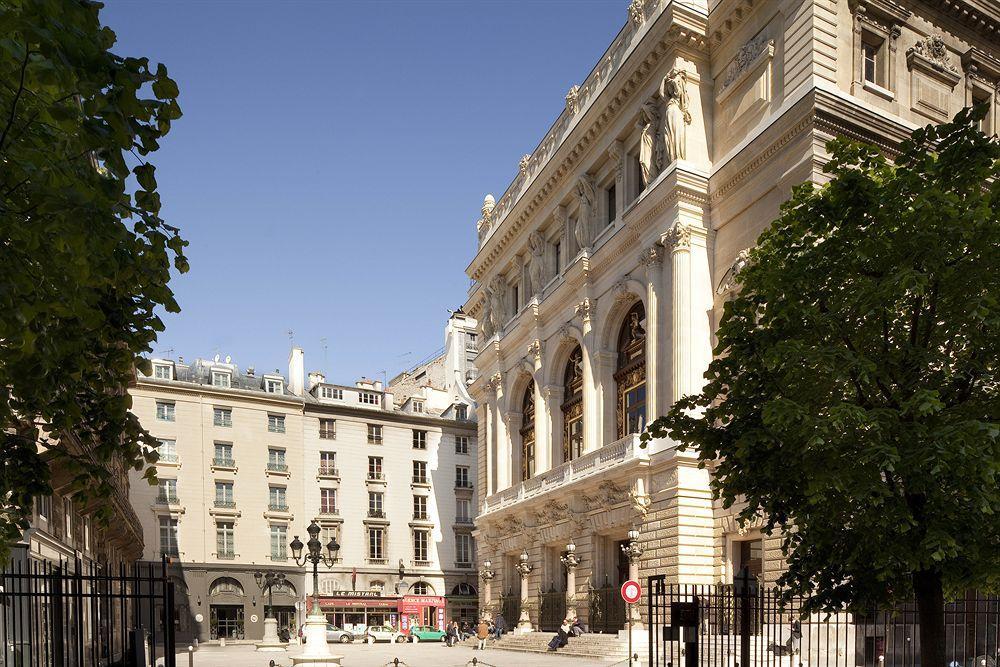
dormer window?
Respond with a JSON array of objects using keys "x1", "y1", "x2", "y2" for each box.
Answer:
[
  {"x1": 153, "y1": 363, "x2": 173, "y2": 380},
  {"x1": 321, "y1": 386, "x2": 343, "y2": 400},
  {"x1": 212, "y1": 371, "x2": 231, "y2": 388},
  {"x1": 455, "y1": 405, "x2": 468, "y2": 421},
  {"x1": 265, "y1": 378, "x2": 283, "y2": 394},
  {"x1": 360, "y1": 392, "x2": 380, "y2": 406},
  {"x1": 412, "y1": 400, "x2": 424, "y2": 414}
]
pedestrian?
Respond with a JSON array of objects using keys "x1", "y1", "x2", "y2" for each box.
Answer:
[
  {"x1": 448, "y1": 621, "x2": 459, "y2": 647},
  {"x1": 476, "y1": 618, "x2": 490, "y2": 650},
  {"x1": 494, "y1": 613, "x2": 506, "y2": 640},
  {"x1": 570, "y1": 617, "x2": 584, "y2": 637},
  {"x1": 547, "y1": 619, "x2": 570, "y2": 652}
]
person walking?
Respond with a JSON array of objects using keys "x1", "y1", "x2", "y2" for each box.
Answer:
[
  {"x1": 494, "y1": 613, "x2": 506, "y2": 640},
  {"x1": 476, "y1": 618, "x2": 490, "y2": 650}
]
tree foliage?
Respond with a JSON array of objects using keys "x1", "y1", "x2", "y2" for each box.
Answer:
[
  {"x1": 0, "y1": 0, "x2": 186, "y2": 562},
  {"x1": 643, "y1": 107, "x2": 1000, "y2": 616}
]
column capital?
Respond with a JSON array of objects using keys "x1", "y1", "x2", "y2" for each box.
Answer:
[
  {"x1": 662, "y1": 222, "x2": 692, "y2": 250},
  {"x1": 638, "y1": 243, "x2": 665, "y2": 267},
  {"x1": 486, "y1": 372, "x2": 504, "y2": 392}
]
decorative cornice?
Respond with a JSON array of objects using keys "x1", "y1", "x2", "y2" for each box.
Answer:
[
  {"x1": 708, "y1": 0, "x2": 759, "y2": 47},
  {"x1": 930, "y1": 0, "x2": 1000, "y2": 41},
  {"x1": 565, "y1": 85, "x2": 581, "y2": 115}
]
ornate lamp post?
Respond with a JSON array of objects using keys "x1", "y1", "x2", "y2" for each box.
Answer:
[
  {"x1": 559, "y1": 540, "x2": 581, "y2": 620},
  {"x1": 479, "y1": 559, "x2": 495, "y2": 620},
  {"x1": 514, "y1": 549, "x2": 534, "y2": 632},
  {"x1": 289, "y1": 521, "x2": 342, "y2": 667},
  {"x1": 253, "y1": 570, "x2": 287, "y2": 651},
  {"x1": 621, "y1": 528, "x2": 644, "y2": 630}
]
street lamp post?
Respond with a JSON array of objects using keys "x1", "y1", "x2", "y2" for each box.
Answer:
[
  {"x1": 479, "y1": 559, "x2": 495, "y2": 621},
  {"x1": 559, "y1": 541, "x2": 581, "y2": 621},
  {"x1": 253, "y1": 570, "x2": 288, "y2": 651},
  {"x1": 621, "y1": 528, "x2": 645, "y2": 631},
  {"x1": 514, "y1": 549, "x2": 533, "y2": 633},
  {"x1": 289, "y1": 521, "x2": 343, "y2": 667}
]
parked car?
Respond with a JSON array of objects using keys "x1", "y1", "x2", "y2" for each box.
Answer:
[
  {"x1": 297, "y1": 624, "x2": 354, "y2": 644},
  {"x1": 408, "y1": 625, "x2": 446, "y2": 643},
  {"x1": 366, "y1": 625, "x2": 406, "y2": 643}
]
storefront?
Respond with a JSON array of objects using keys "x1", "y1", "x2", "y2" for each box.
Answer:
[{"x1": 317, "y1": 593, "x2": 445, "y2": 633}]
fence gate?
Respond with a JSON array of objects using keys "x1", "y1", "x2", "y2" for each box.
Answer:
[
  {"x1": 499, "y1": 591, "x2": 520, "y2": 629},
  {"x1": 589, "y1": 582, "x2": 626, "y2": 634},
  {"x1": 538, "y1": 588, "x2": 566, "y2": 632},
  {"x1": 648, "y1": 572, "x2": 1000, "y2": 667},
  {"x1": 1, "y1": 556, "x2": 176, "y2": 667}
]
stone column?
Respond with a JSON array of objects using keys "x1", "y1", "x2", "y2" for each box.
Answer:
[
  {"x1": 529, "y1": 340, "x2": 550, "y2": 474},
  {"x1": 480, "y1": 561, "x2": 496, "y2": 620},
  {"x1": 639, "y1": 244, "x2": 665, "y2": 419},
  {"x1": 560, "y1": 544, "x2": 581, "y2": 620},
  {"x1": 664, "y1": 223, "x2": 711, "y2": 405},
  {"x1": 484, "y1": 396, "x2": 496, "y2": 495},
  {"x1": 542, "y1": 385, "x2": 564, "y2": 468},
  {"x1": 576, "y1": 298, "x2": 599, "y2": 453},
  {"x1": 491, "y1": 373, "x2": 511, "y2": 490},
  {"x1": 515, "y1": 550, "x2": 534, "y2": 633}
]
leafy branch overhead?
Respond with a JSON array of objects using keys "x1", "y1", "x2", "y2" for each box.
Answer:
[
  {"x1": 642, "y1": 105, "x2": 1000, "y2": 617},
  {"x1": 0, "y1": 0, "x2": 186, "y2": 562}
]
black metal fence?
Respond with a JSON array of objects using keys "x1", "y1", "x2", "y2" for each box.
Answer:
[
  {"x1": 648, "y1": 575, "x2": 999, "y2": 667},
  {"x1": 0, "y1": 556, "x2": 176, "y2": 667},
  {"x1": 589, "y1": 583, "x2": 626, "y2": 634},
  {"x1": 499, "y1": 591, "x2": 520, "y2": 629},
  {"x1": 538, "y1": 588, "x2": 566, "y2": 632}
]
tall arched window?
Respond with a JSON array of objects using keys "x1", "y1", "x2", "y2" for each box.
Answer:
[
  {"x1": 616, "y1": 302, "x2": 647, "y2": 438},
  {"x1": 209, "y1": 577, "x2": 245, "y2": 597},
  {"x1": 520, "y1": 381, "x2": 535, "y2": 481},
  {"x1": 562, "y1": 346, "x2": 584, "y2": 462}
]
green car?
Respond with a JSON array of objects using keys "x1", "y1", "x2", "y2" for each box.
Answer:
[{"x1": 407, "y1": 625, "x2": 446, "y2": 643}]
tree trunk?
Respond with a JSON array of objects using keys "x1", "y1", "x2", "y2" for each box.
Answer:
[{"x1": 914, "y1": 568, "x2": 946, "y2": 667}]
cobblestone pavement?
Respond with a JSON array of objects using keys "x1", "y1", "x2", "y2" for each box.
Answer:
[{"x1": 164, "y1": 642, "x2": 622, "y2": 667}]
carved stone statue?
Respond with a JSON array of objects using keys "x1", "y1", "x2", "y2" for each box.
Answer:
[
  {"x1": 574, "y1": 176, "x2": 596, "y2": 250},
  {"x1": 485, "y1": 275, "x2": 506, "y2": 336},
  {"x1": 636, "y1": 99, "x2": 659, "y2": 187},
  {"x1": 527, "y1": 231, "x2": 545, "y2": 296},
  {"x1": 659, "y1": 69, "x2": 691, "y2": 165}
]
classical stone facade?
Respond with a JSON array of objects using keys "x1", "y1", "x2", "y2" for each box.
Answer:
[{"x1": 466, "y1": 0, "x2": 1000, "y2": 632}]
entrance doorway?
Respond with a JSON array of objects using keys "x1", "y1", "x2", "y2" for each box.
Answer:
[
  {"x1": 735, "y1": 539, "x2": 763, "y2": 579},
  {"x1": 210, "y1": 605, "x2": 245, "y2": 640},
  {"x1": 273, "y1": 606, "x2": 296, "y2": 640}
]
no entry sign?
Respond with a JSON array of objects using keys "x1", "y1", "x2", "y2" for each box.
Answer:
[{"x1": 620, "y1": 579, "x2": 641, "y2": 604}]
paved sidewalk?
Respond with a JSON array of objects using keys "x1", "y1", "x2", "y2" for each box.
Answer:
[{"x1": 165, "y1": 642, "x2": 623, "y2": 667}]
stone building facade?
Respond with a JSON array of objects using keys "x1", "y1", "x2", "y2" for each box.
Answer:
[
  {"x1": 465, "y1": 0, "x2": 999, "y2": 632},
  {"x1": 128, "y1": 313, "x2": 480, "y2": 643}
]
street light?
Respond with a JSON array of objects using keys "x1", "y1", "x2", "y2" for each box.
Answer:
[
  {"x1": 290, "y1": 521, "x2": 339, "y2": 616},
  {"x1": 253, "y1": 570, "x2": 286, "y2": 619}
]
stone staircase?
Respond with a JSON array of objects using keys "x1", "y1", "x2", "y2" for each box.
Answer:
[{"x1": 465, "y1": 632, "x2": 637, "y2": 661}]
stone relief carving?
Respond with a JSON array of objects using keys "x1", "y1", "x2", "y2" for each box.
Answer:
[
  {"x1": 574, "y1": 298, "x2": 594, "y2": 322},
  {"x1": 527, "y1": 339, "x2": 543, "y2": 361},
  {"x1": 581, "y1": 480, "x2": 630, "y2": 511},
  {"x1": 660, "y1": 69, "x2": 692, "y2": 165},
  {"x1": 530, "y1": 500, "x2": 568, "y2": 526},
  {"x1": 637, "y1": 99, "x2": 660, "y2": 187},
  {"x1": 663, "y1": 222, "x2": 692, "y2": 250},
  {"x1": 565, "y1": 85, "x2": 581, "y2": 114},
  {"x1": 639, "y1": 243, "x2": 664, "y2": 268},
  {"x1": 483, "y1": 274, "x2": 507, "y2": 337},
  {"x1": 519, "y1": 154, "x2": 532, "y2": 177},
  {"x1": 630, "y1": 478, "x2": 652, "y2": 517},
  {"x1": 907, "y1": 34, "x2": 958, "y2": 74},
  {"x1": 526, "y1": 231, "x2": 546, "y2": 295},
  {"x1": 498, "y1": 514, "x2": 525, "y2": 535},
  {"x1": 721, "y1": 33, "x2": 773, "y2": 92},
  {"x1": 717, "y1": 248, "x2": 752, "y2": 295},
  {"x1": 612, "y1": 280, "x2": 634, "y2": 304},
  {"x1": 628, "y1": 0, "x2": 645, "y2": 28},
  {"x1": 608, "y1": 141, "x2": 624, "y2": 183},
  {"x1": 574, "y1": 175, "x2": 596, "y2": 249},
  {"x1": 558, "y1": 326, "x2": 576, "y2": 345}
]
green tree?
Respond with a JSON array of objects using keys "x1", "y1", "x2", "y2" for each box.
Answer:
[
  {"x1": 643, "y1": 107, "x2": 1000, "y2": 665},
  {"x1": 0, "y1": 0, "x2": 186, "y2": 562}
]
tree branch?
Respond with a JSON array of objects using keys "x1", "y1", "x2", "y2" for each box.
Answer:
[{"x1": 0, "y1": 48, "x2": 32, "y2": 155}]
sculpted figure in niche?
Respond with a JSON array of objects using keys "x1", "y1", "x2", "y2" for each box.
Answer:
[
  {"x1": 636, "y1": 99, "x2": 659, "y2": 187},
  {"x1": 527, "y1": 231, "x2": 545, "y2": 296},
  {"x1": 659, "y1": 69, "x2": 691, "y2": 165},
  {"x1": 574, "y1": 176, "x2": 596, "y2": 250},
  {"x1": 486, "y1": 275, "x2": 506, "y2": 336}
]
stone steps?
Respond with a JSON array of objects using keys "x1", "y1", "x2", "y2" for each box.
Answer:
[{"x1": 463, "y1": 632, "x2": 634, "y2": 660}]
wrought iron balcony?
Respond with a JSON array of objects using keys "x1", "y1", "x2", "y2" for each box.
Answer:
[
  {"x1": 213, "y1": 500, "x2": 236, "y2": 509},
  {"x1": 217, "y1": 551, "x2": 236, "y2": 560},
  {"x1": 367, "y1": 472, "x2": 384, "y2": 481},
  {"x1": 267, "y1": 503, "x2": 289, "y2": 512},
  {"x1": 319, "y1": 505, "x2": 339, "y2": 515},
  {"x1": 157, "y1": 453, "x2": 179, "y2": 463},
  {"x1": 155, "y1": 493, "x2": 179, "y2": 505},
  {"x1": 367, "y1": 510, "x2": 386, "y2": 519},
  {"x1": 318, "y1": 465, "x2": 339, "y2": 477},
  {"x1": 456, "y1": 516, "x2": 473, "y2": 525},
  {"x1": 267, "y1": 462, "x2": 288, "y2": 473},
  {"x1": 212, "y1": 457, "x2": 236, "y2": 468}
]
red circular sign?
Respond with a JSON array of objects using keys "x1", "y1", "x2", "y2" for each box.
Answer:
[{"x1": 620, "y1": 579, "x2": 641, "y2": 604}]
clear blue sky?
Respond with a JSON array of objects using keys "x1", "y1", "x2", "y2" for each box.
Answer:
[{"x1": 103, "y1": 0, "x2": 624, "y2": 384}]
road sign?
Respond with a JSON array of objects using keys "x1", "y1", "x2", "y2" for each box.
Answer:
[{"x1": 621, "y1": 579, "x2": 641, "y2": 604}]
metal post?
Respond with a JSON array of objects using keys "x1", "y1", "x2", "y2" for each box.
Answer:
[
  {"x1": 628, "y1": 602, "x2": 633, "y2": 664},
  {"x1": 188, "y1": 645, "x2": 194, "y2": 667}
]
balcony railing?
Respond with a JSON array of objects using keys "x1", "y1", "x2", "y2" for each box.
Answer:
[
  {"x1": 481, "y1": 433, "x2": 649, "y2": 515},
  {"x1": 213, "y1": 500, "x2": 236, "y2": 509},
  {"x1": 318, "y1": 465, "x2": 339, "y2": 477},
  {"x1": 412, "y1": 559, "x2": 431, "y2": 567},
  {"x1": 367, "y1": 510, "x2": 385, "y2": 519},
  {"x1": 157, "y1": 453, "x2": 178, "y2": 463},
  {"x1": 367, "y1": 557, "x2": 387, "y2": 565},
  {"x1": 319, "y1": 506, "x2": 339, "y2": 515},
  {"x1": 455, "y1": 481, "x2": 473, "y2": 489},
  {"x1": 267, "y1": 503, "x2": 289, "y2": 512},
  {"x1": 367, "y1": 472, "x2": 384, "y2": 481},
  {"x1": 413, "y1": 512, "x2": 429, "y2": 520},
  {"x1": 456, "y1": 516, "x2": 473, "y2": 525},
  {"x1": 155, "y1": 493, "x2": 179, "y2": 505},
  {"x1": 267, "y1": 462, "x2": 289, "y2": 472},
  {"x1": 271, "y1": 553, "x2": 287, "y2": 561},
  {"x1": 217, "y1": 551, "x2": 236, "y2": 560},
  {"x1": 319, "y1": 430, "x2": 336, "y2": 440},
  {"x1": 412, "y1": 477, "x2": 428, "y2": 485},
  {"x1": 212, "y1": 457, "x2": 235, "y2": 468}
]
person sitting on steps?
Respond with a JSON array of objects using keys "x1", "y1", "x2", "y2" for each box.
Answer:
[{"x1": 547, "y1": 619, "x2": 571, "y2": 652}]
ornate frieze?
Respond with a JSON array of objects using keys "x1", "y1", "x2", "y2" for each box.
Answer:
[
  {"x1": 530, "y1": 500, "x2": 568, "y2": 526},
  {"x1": 628, "y1": 0, "x2": 645, "y2": 28},
  {"x1": 519, "y1": 154, "x2": 532, "y2": 177},
  {"x1": 720, "y1": 33, "x2": 774, "y2": 93},
  {"x1": 581, "y1": 480, "x2": 630, "y2": 511},
  {"x1": 565, "y1": 85, "x2": 581, "y2": 115}
]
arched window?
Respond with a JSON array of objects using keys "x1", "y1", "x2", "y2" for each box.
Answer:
[
  {"x1": 410, "y1": 581, "x2": 433, "y2": 595},
  {"x1": 209, "y1": 577, "x2": 244, "y2": 596},
  {"x1": 616, "y1": 302, "x2": 647, "y2": 438},
  {"x1": 562, "y1": 346, "x2": 584, "y2": 462},
  {"x1": 520, "y1": 381, "x2": 535, "y2": 481},
  {"x1": 271, "y1": 579, "x2": 296, "y2": 596},
  {"x1": 451, "y1": 582, "x2": 478, "y2": 596}
]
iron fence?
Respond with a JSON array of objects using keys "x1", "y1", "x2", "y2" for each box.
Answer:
[
  {"x1": 538, "y1": 588, "x2": 566, "y2": 632},
  {"x1": 648, "y1": 576, "x2": 999, "y2": 667},
  {"x1": 499, "y1": 592, "x2": 520, "y2": 629},
  {"x1": 590, "y1": 583, "x2": 627, "y2": 634},
  {"x1": 0, "y1": 555, "x2": 176, "y2": 667}
]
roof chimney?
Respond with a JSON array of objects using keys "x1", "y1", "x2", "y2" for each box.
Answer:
[
  {"x1": 288, "y1": 347, "x2": 305, "y2": 396},
  {"x1": 308, "y1": 371, "x2": 326, "y2": 391}
]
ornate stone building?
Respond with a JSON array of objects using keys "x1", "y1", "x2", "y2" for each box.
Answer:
[{"x1": 465, "y1": 0, "x2": 1000, "y2": 632}]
